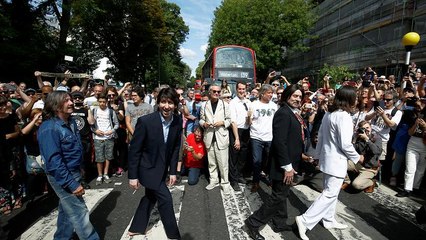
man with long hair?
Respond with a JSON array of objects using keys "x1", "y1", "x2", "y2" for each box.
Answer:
[
  {"x1": 38, "y1": 91, "x2": 99, "y2": 240},
  {"x1": 295, "y1": 86, "x2": 364, "y2": 240},
  {"x1": 245, "y1": 84, "x2": 304, "y2": 239}
]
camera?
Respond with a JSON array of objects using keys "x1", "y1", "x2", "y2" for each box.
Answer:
[
  {"x1": 362, "y1": 80, "x2": 372, "y2": 88},
  {"x1": 74, "y1": 102, "x2": 83, "y2": 107},
  {"x1": 305, "y1": 103, "x2": 312, "y2": 109},
  {"x1": 406, "y1": 97, "x2": 418, "y2": 107},
  {"x1": 357, "y1": 127, "x2": 365, "y2": 134}
]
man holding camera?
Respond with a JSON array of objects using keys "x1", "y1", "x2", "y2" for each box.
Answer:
[
  {"x1": 365, "y1": 91, "x2": 402, "y2": 163},
  {"x1": 342, "y1": 121, "x2": 382, "y2": 192}
]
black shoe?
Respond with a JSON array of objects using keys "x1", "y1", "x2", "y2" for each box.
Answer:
[
  {"x1": 81, "y1": 181, "x2": 91, "y2": 189},
  {"x1": 245, "y1": 219, "x2": 265, "y2": 240},
  {"x1": 238, "y1": 177, "x2": 247, "y2": 184},
  {"x1": 271, "y1": 224, "x2": 292, "y2": 233},
  {"x1": 396, "y1": 190, "x2": 411, "y2": 197},
  {"x1": 231, "y1": 182, "x2": 241, "y2": 191}
]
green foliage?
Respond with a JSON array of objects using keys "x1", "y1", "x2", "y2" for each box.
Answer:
[
  {"x1": 72, "y1": 0, "x2": 189, "y2": 86},
  {"x1": 207, "y1": 0, "x2": 317, "y2": 80},
  {"x1": 318, "y1": 64, "x2": 357, "y2": 87},
  {"x1": 0, "y1": 0, "x2": 58, "y2": 83}
]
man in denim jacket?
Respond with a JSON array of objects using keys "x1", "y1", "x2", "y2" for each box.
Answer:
[{"x1": 38, "y1": 91, "x2": 99, "y2": 240}]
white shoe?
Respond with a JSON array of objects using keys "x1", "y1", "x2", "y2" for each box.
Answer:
[
  {"x1": 323, "y1": 221, "x2": 348, "y2": 230},
  {"x1": 222, "y1": 185, "x2": 231, "y2": 195},
  {"x1": 205, "y1": 182, "x2": 219, "y2": 190},
  {"x1": 295, "y1": 216, "x2": 309, "y2": 240}
]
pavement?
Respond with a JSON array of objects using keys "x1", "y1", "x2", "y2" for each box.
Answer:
[{"x1": 1, "y1": 172, "x2": 426, "y2": 240}]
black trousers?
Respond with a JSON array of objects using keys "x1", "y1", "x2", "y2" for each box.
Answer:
[
  {"x1": 129, "y1": 181, "x2": 180, "y2": 239},
  {"x1": 229, "y1": 128, "x2": 250, "y2": 183},
  {"x1": 247, "y1": 180, "x2": 290, "y2": 229}
]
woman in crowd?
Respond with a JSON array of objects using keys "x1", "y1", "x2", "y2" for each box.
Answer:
[
  {"x1": 397, "y1": 103, "x2": 426, "y2": 197},
  {"x1": 21, "y1": 108, "x2": 48, "y2": 202},
  {"x1": 0, "y1": 95, "x2": 22, "y2": 214}
]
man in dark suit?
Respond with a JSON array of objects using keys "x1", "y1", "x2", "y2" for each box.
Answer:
[
  {"x1": 127, "y1": 87, "x2": 182, "y2": 239},
  {"x1": 245, "y1": 84, "x2": 304, "y2": 240}
]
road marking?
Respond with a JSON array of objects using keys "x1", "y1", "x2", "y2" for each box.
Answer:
[
  {"x1": 365, "y1": 184, "x2": 426, "y2": 231},
  {"x1": 292, "y1": 185, "x2": 388, "y2": 240},
  {"x1": 20, "y1": 188, "x2": 113, "y2": 240},
  {"x1": 119, "y1": 185, "x2": 185, "y2": 240},
  {"x1": 220, "y1": 184, "x2": 284, "y2": 240}
]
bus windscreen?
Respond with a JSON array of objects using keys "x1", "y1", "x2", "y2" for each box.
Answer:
[{"x1": 215, "y1": 48, "x2": 254, "y2": 69}]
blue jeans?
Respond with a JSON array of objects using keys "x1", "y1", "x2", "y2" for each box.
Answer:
[
  {"x1": 251, "y1": 139, "x2": 271, "y2": 183},
  {"x1": 47, "y1": 171, "x2": 99, "y2": 240},
  {"x1": 188, "y1": 168, "x2": 201, "y2": 185}
]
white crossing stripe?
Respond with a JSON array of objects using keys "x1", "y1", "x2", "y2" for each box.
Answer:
[
  {"x1": 119, "y1": 185, "x2": 185, "y2": 240},
  {"x1": 364, "y1": 184, "x2": 426, "y2": 232},
  {"x1": 220, "y1": 184, "x2": 284, "y2": 240},
  {"x1": 20, "y1": 188, "x2": 113, "y2": 240},
  {"x1": 292, "y1": 185, "x2": 388, "y2": 240}
]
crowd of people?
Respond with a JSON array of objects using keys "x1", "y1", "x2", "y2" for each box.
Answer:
[{"x1": 0, "y1": 64, "x2": 426, "y2": 239}]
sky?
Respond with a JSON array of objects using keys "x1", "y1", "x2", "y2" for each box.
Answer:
[
  {"x1": 94, "y1": 0, "x2": 222, "y2": 79},
  {"x1": 170, "y1": 0, "x2": 222, "y2": 77}
]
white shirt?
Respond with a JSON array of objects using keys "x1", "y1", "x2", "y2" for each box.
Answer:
[
  {"x1": 229, "y1": 96, "x2": 251, "y2": 129},
  {"x1": 250, "y1": 100, "x2": 277, "y2": 141},
  {"x1": 94, "y1": 108, "x2": 113, "y2": 140},
  {"x1": 370, "y1": 107, "x2": 402, "y2": 142}
]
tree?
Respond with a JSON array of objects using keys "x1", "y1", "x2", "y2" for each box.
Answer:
[
  {"x1": 318, "y1": 63, "x2": 357, "y2": 88},
  {"x1": 72, "y1": 0, "x2": 189, "y2": 85},
  {"x1": 207, "y1": 0, "x2": 316, "y2": 80}
]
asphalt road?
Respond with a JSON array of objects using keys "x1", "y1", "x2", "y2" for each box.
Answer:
[{"x1": 2, "y1": 172, "x2": 426, "y2": 240}]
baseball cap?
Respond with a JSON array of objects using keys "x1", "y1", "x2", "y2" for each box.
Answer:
[{"x1": 71, "y1": 91, "x2": 84, "y2": 99}]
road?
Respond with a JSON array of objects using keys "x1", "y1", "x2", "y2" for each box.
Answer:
[{"x1": 2, "y1": 173, "x2": 426, "y2": 240}]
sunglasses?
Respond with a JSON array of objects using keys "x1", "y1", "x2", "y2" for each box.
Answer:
[
  {"x1": 223, "y1": 96, "x2": 231, "y2": 99},
  {"x1": 384, "y1": 98, "x2": 393, "y2": 102},
  {"x1": 107, "y1": 94, "x2": 116, "y2": 97},
  {"x1": 272, "y1": 84, "x2": 280, "y2": 86},
  {"x1": 211, "y1": 90, "x2": 220, "y2": 94}
]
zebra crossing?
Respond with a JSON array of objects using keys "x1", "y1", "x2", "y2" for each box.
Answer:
[{"x1": 17, "y1": 179, "x2": 426, "y2": 240}]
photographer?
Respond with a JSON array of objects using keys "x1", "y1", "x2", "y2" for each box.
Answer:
[{"x1": 342, "y1": 121, "x2": 382, "y2": 193}]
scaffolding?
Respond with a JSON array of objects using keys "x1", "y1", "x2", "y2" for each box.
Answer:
[{"x1": 285, "y1": 0, "x2": 426, "y2": 81}]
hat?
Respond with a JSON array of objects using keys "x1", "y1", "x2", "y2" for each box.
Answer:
[
  {"x1": 195, "y1": 93, "x2": 201, "y2": 101},
  {"x1": 56, "y1": 86, "x2": 68, "y2": 92},
  {"x1": 71, "y1": 91, "x2": 84, "y2": 98},
  {"x1": 25, "y1": 88, "x2": 36, "y2": 94},
  {"x1": 379, "y1": 75, "x2": 386, "y2": 80},
  {"x1": 403, "y1": 87, "x2": 415, "y2": 93}
]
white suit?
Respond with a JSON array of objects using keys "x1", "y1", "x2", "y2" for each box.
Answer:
[
  {"x1": 300, "y1": 110, "x2": 360, "y2": 230},
  {"x1": 199, "y1": 99, "x2": 232, "y2": 185}
]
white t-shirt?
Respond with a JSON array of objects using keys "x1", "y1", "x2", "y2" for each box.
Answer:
[
  {"x1": 370, "y1": 107, "x2": 402, "y2": 142},
  {"x1": 250, "y1": 100, "x2": 277, "y2": 141},
  {"x1": 229, "y1": 97, "x2": 252, "y2": 129},
  {"x1": 94, "y1": 108, "x2": 113, "y2": 140}
]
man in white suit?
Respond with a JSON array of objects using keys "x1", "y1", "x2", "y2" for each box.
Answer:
[
  {"x1": 295, "y1": 86, "x2": 364, "y2": 240},
  {"x1": 200, "y1": 83, "x2": 232, "y2": 194}
]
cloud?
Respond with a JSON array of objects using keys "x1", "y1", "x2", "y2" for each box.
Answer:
[
  {"x1": 200, "y1": 44, "x2": 208, "y2": 53},
  {"x1": 179, "y1": 47, "x2": 197, "y2": 59}
]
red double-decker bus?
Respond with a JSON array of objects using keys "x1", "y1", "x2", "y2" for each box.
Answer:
[{"x1": 201, "y1": 45, "x2": 257, "y2": 93}]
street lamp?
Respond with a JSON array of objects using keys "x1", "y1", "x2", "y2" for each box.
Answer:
[
  {"x1": 157, "y1": 32, "x2": 175, "y2": 87},
  {"x1": 401, "y1": 32, "x2": 421, "y2": 69}
]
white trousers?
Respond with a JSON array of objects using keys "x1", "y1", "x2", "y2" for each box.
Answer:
[
  {"x1": 404, "y1": 136, "x2": 426, "y2": 191},
  {"x1": 301, "y1": 173, "x2": 344, "y2": 230},
  {"x1": 207, "y1": 141, "x2": 229, "y2": 185}
]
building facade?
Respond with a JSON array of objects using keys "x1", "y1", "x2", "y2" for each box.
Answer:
[{"x1": 285, "y1": 0, "x2": 426, "y2": 82}]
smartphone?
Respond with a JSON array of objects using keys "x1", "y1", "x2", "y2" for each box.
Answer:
[
  {"x1": 305, "y1": 103, "x2": 312, "y2": 109},
  {"x1": 275, "y1": 71, "x2": 281, "y2": 76}
]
